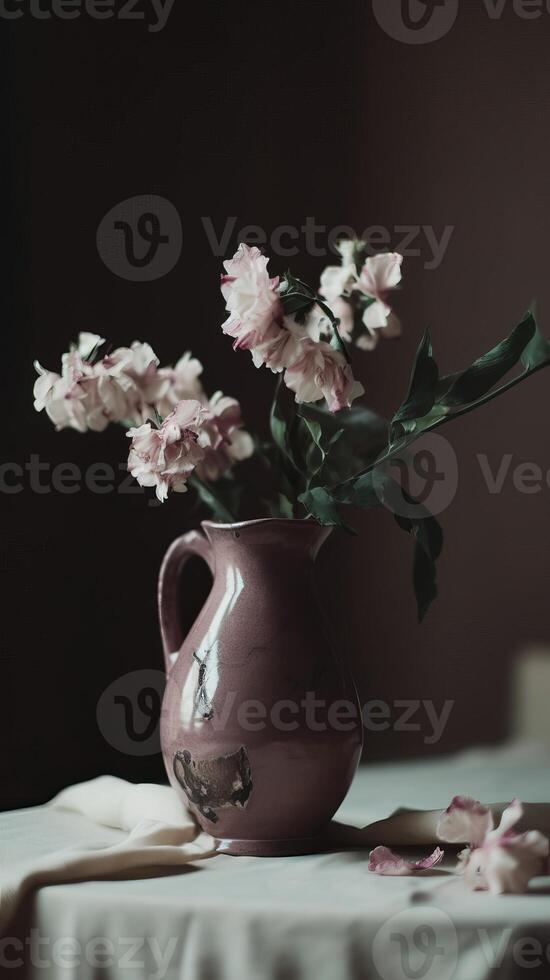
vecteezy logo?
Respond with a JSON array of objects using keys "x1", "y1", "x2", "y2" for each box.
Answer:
[
  {"x1": 372, "y1": 432, "x2": 458, "y2": 519},
  {"x1": 96, "y1": 668, "x2": 165, "y2": 756},
  {"x1": 372, "y1": 0, "x2": 458, "y2": 45},
  {"x1": 372, "y1": 908, "x2": 458, "y2": 980},
  {"x1": 96, "y1": 195, "x2": 182, "y2": 282}
]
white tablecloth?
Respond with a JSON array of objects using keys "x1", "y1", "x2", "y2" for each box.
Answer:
[{"x1": 1, "y1": 743, "x2": 549, "y2": 980}]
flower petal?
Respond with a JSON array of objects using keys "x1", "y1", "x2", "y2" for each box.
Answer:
[
  {"x1": 319, "y1": 264, "x2": 357, "y2": 304},
  {"x1": 362, "y1": 300, "x2": 390, "y2": 332},
  {"x1": 357, "y1": 252, "x2": 403, "y2": 300},
  {"x1": 77, "y1": 332, "x2": 105, "y2": 359},
  {"x1": 368, "y1": 845, "x2": 444, "y2": 876},
  {"x1": 437, "y1": 796, "x2": 494, "y2": 847},
  {"x1": 490, "y1": 798, "x2": 524, "y2": 840},
  {"x1": 356, "y1": 333, "x2": 379, "y2": 352}
]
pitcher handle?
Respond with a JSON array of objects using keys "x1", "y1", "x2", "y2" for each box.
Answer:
[{"x1": 158, "y1": 529, "x2": 215, "y2": 675}]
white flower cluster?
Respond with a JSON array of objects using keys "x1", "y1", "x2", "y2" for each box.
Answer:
[{"x1": 34, "y1": 335, "x2": 254, "y2": 500}]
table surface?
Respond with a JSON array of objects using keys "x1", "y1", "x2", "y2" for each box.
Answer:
[{"x1": 2, "y1": 742, "x2": 550, "y2": 980}]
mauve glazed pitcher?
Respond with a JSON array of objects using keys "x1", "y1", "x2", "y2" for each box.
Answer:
[{"x1": 158, "y1": 518, "x2": 362, "y2": 855}]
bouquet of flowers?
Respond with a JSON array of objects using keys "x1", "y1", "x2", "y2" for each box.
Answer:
[{"x1": 34, "y1": 238, "x2": 550, "y2": 620}]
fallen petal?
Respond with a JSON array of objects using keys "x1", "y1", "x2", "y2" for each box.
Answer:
[
  {"x1": 487, "y1": 798, "x2": 523, "y2": 843},
  {"x1": 437, "y1": 796, "x2": 494, "y2": 847},
  {"x1": 368, "y1": 845, "x2": 444, "y2": 876}
]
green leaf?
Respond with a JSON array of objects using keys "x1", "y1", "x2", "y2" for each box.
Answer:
[
  {"x1": 256, "y1": 441, "x2": 297, "y2": 503},
  {"x1": 279, "y1": 273, "x2": 316, "y2": 324},
  {"x1": 145, "y1": 408, "x2": 164, "y2": 429},
  {"x1": 288, "y1": 311, "x2": 550, "y2": 620},
  {"x1": 270, "y1": 379, "x2": 323, "y2": 495},
  {"x1": 301, "y1": 472, "x2": 441, "y2": 619},
  {"x1": 352, "y1": 310, "x2": 550, "y2": 468},
  {"x1": 270, "y1": 377, "x2": 294, "y2": 464},
  {"x1": 390, "y1": 312, "x2": 550, "y2": 448},
  {"x1": 326, "y1": 428, "x2": 345, "y2": 451},
  {"x1": 304, "y1": 313, "x2": 550, "y2": 622},
  {"x1": 395, "y1": 502, "x2": 443, "y2": 623},
  {"x1": 392, "y1": 330, "x2": 439, "y2": 428},
  {"x1": 437, "y1": 312, "x2": 537, "y2": 407},
  {"x1": 301, "y1": 417, "x2": 325, "y2": 481},
  {"x1": 299, "y1": 487, "x2": 356, "y2": 533},
  {"x1": 334, "y1": 469, "x2": 381, "y2": 508},
  {"x1": 329, "y1": 313, "x2": 550, "y2": 622},
  {"x1": 213, "y1": 474, "x2": 244, "y2": 519},
  {"x1": 521, "y1": 317, "x2": 550, "y2": 369},
  {"x1": 299, "y1": 402, "x2": 389, "y2": 485},
  {"x1": 189, "y1": 475, "x2": 236, "y2": 523},
  {"x1": 282, "y1": 293, "x2": 315, "y2": 321},
  {"x1": 365, "y1": 472, "x2": 443, "y2": 622},
  {"x1": 302, "y1": 417, "x2": 322, "y2": 450}
]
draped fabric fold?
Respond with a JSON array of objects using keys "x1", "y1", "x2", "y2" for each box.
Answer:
[
  {"x1": 3, "y1": 773, "x2": 550, "y2": 935},
  {"x1": 0, "y1": 776, "x2": 216, "y2": 933}
]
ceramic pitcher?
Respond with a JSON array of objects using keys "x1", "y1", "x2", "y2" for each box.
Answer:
[{"x1": 159, "y1": 518, "x2": 362, "y2": 855}]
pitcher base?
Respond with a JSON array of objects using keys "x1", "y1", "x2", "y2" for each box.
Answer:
[{"x1": 215, "y1": 834, "x2": 327, "y2": 857}]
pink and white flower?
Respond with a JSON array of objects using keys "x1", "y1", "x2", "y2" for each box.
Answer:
[
  {"x1": 319, "y1": 239, "x2": 359, "y2": 303},
  {"x1": 220, "y1": 245, "x2": 363, "y2": 412},
  {"x1": 327, "y1": 296, "x2": 355, "y2": 343},
  {"x1": 251, "y1": 319, "x2": 364, "y2": 413},
  {"x1": 156, "y1": 352, "x2": 206, "y2": 415},
  {"x1": 319, "y1": 242, "x2": 359, "y2": 344},
  {"x1": 35, "y1": 333, "x2": 253, "y2": 488},
  {"x1": 33, "y1": 335, "x2": 106, "y2": 433},
  {"x1": 126, "y1": 400, "x2": 208, "y2": 503},
  {"x1": 436, "y1": 795, "x2": 494, "y2": 848},
  {"x1": 437, "y1": 796, "x2": 549, "y2": 895},
  {"x1": 355, "y1": 252, "x2": 403, "y2": 342},
  {"x1": 251, "y1": 321, "x2": 304, "y2": 373},
  {"x1": 319, "y1": 262, "x2": 357, "y2": 306},
  {"x1": 33, "y1": 363, "x2": 90, "y2": 432},
  {"x1": 33, "y1": 335, "x2": 168, "y2": 433},
  {"x1": 284, "y1": 338, "x2": 364, "y2": 413},
  {"x1": 33, "y1": 362, "x2": 63, "y2": 414},
  {"x1": 76, "y1": 332, "x2": 106, "y2": 359},
  {"x1": 165, "y1": 352, "x2": 204, "y2": 400},
  {"x1": 196, "y1": 392, "x2": 254, "y2": 482},
  {"x1": 221, "y1": 244, "x2": 283, "y2": 352},
  {"x1": 319, "y1": 246, "x2": 403, "y2": 350},
  {"x1": 83, "y1": 346, "x2": 140, "y2": 426},
  {"x1": 102, "y1": 342, "x2": 171, "y2": 422}
]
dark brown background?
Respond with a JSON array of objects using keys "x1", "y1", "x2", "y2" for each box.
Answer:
[{"x1": 2, "y1": 1, "x2": 550, "y2": 809}]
